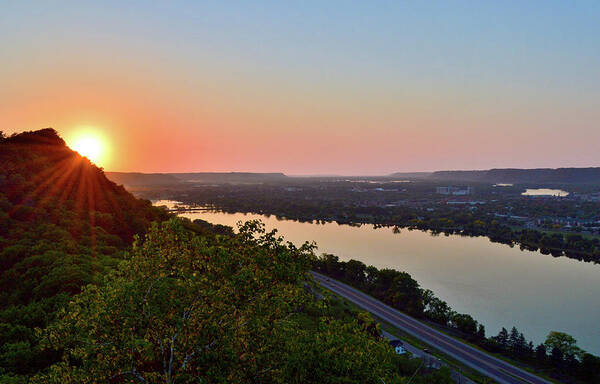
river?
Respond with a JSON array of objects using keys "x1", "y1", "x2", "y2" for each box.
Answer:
[{"x1": 156, "y1": 200, "x2": 600, "y2": 354}]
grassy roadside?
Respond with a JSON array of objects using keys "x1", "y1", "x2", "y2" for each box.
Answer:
[{"x1": 375, "y1": 316, "x2": 494, "y2": 384}]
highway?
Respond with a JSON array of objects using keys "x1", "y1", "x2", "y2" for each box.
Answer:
[{"x1": 311, "y1": 271, "x2": 552, "y2": 384}]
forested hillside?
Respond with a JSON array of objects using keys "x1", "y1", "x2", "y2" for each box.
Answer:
[
  {"x1": 0, "y1": 130, "x2": 449, "y2": 383},
  {"x1": 0, "y1": 129, "x2": 168, "y2": 379},
  {"x1": 104, "y1": 171, "x2": 289, "y2": 187}
]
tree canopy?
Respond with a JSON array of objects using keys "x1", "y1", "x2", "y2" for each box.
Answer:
[
  {"x1": 34, "y1": 219, "x2": 412, "y2": 383},
  {"x1": 545, "y1": 331, "x2": 583, "y2": 359}
]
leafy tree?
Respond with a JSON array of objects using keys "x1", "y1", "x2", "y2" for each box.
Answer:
[
  {"x1": 33, "y1": 219, "x2": 409, "y2": 383},
  {"x1": 450, "y1": 313, "x2": 478, "y2": 336},
  {"x1": 344, "y1": 259, "x2": 367, "y2": 287},
  {"x1": 544, "y1": 331, "x2": 583, "y2": 360},
  {"x1": 423, "y1": 289, "x2": 452, "y2": 326}
]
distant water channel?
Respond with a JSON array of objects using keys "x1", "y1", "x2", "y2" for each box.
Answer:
[
  {"x1": 155, "y1": 200, "x2": 600, "y2": 354},
  {"x1": 522, "y1": 188, "x2": 569, "y2": 197}
]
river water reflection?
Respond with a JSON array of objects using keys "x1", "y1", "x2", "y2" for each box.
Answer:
[{"x1": 156, "y1": 200, "x2": 600, "y2": 354}]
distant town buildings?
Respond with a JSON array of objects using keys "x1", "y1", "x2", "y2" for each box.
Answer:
[
  {"x1": 447, "y1": 200, "x2": 485, "y2": 205},
  {"x1": 436, "y1": 186, "x2": 473, "y2": 196},
  {"x1": 574, "y1": 192, "x2": 600, "y2": 202}
]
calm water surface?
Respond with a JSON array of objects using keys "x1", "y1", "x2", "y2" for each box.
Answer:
[
  {"x1": 156, "y1": 200, "x2": 600, "y2": 354},
  {"x1": 522, "y1": 188, "x2": 569, "y2": 197}
]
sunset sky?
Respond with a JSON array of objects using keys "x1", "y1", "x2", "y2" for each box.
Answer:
[{"x1": 2, "y1": 1, "x2": 599, "y2": 174}]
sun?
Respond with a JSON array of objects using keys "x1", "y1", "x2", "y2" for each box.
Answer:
[
  {"x1": 69, "y1": 130, "x2": 108, "y2": 166},
  {"x1": 73, "y1": 136, "x2": 102, "y2": 162}
]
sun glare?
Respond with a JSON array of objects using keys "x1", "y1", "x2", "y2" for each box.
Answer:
[{"x1": 69, "y1": 130, "x2": 108, "y2": 166}]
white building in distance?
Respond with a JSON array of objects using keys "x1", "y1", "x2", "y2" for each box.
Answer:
[{"x1": 436, "y1": 186, "x2": 474, "y2": 195}]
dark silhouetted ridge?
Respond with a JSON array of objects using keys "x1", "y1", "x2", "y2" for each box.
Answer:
[{"x1": 390, "y1": 167, "x2": 600, "y2": 184}]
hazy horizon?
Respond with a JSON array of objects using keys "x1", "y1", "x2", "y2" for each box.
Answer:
[
  {"x1": 104, "y1": 166, "x2": 600, "y2": 178},
  {"x1": 2, "y1": 1, "x2": 599, "y2": 174}
]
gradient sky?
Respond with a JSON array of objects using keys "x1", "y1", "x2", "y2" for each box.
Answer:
[{"x1": 2, "y1": 1, "x2": 599, "y2": 174}]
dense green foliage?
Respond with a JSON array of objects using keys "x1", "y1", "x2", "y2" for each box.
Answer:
[
  {"x1": 0, "y1": 129, "x2": 167, "y2": 379},
  {"x1": 33, "y1": 219, "x2": 448, "y2": 383},
  {"x1": 1, "y1": 129, "x2": 454, "y2": 383},
  {"x1": 313, "y1": 256, "x2": 600, "y2": 383}
]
